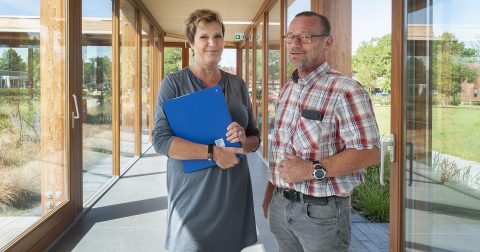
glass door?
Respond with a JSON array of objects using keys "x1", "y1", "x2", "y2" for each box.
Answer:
[
  {"x1": 81, "y1": 0, "x2": 114, "y2": 203},
  {"x1": 0, "y1": 0, "x2": 71, "y2": 249},
  {"x1": 401, "y1": 0, "x2": 480, "y2": 250}
]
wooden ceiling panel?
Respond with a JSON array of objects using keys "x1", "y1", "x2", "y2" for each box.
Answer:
[{"x1": 141, "y1": 0, "x2": 264, "y2": 44}]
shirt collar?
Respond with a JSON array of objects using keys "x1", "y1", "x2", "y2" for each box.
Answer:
[{"x1": 290, "y1": 61, "x2": 331, "y2": 85}]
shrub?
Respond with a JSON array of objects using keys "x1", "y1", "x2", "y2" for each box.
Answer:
[
  {"x1": 0, "y1": 117, "x2": 9, "y2": 131},
  {"x1": 0, "y1": 164, "x2": 41, "y2": 213},
  {"x1": 352, "y1": 155, "x2": 390, "y2": 223},
  {"x1": 0, "y1": 172, "x2": 16, "y2": 206}
]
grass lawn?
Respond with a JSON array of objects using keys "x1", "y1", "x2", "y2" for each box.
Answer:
[
  {"x1": 373, "y1": 105, "x2": 480, "y2": 163},
  {"x1": 373, "y1": 105, "x2": 391, "y2": 138},
  {"x1": 432, "y1": 106, "x2": 480, "y2": 163}
]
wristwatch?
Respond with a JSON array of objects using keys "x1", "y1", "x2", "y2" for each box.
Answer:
[
  {"x1": 207, "y1": 144, "x2": 214, "y2": 161},
  {"x1": 312, "y1": 160, "x2": 326, "y2": 180}
]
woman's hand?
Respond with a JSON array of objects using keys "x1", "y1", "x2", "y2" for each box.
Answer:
[
  {"x1": 213, "y1": 146, "x2": 243, "y2": 169},
  {"x1": 226, "y1": 122, "x2": 246, "y2": 144}
]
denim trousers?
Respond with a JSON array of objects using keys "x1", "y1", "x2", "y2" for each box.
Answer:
[{"x1": 268, "y1": 189, "x2": 351, "y2": 252}]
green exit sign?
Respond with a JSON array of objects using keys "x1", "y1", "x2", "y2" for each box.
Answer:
[{"x1": 234, "y1": 33, "x2": 244, "y2": 41}]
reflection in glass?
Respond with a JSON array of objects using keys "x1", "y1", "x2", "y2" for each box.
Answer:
[
  {"x1": 404, "y1": 1, "x2": 480, "y2": 251},
  {"x1": 119, "y1": 0, "x2": 137, "y2": 168},
  {"x1": 82, "y1": 0, "x2": 113, "y2": 203}
]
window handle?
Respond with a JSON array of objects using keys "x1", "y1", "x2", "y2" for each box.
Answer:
[
  {"x1": 72, "y1": 94, "x2": 80, "y2": 128},
  {"x1": 407, "y1": 142, "x2": 414, "y2": 186}
]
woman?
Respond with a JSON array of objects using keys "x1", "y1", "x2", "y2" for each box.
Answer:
[{"x1": 152, "y1": 9, "x2": 260, "y2": 252}]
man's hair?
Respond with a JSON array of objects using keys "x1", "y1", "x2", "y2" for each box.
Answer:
[
  {"x1": 185, "y1": 9, "x2": 225, "y2": 44},
  {"x1": 295, "y1": 11, "x2": 331, "y2": 35}
]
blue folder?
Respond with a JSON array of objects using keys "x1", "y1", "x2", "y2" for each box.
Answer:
[{"x1": 163, "y1": 86, "x2": 241, "y2": 172}]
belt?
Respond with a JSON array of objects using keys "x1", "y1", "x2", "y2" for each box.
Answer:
[{"x1": 276, "y1": 187, "x2": 330, "y2": 205}]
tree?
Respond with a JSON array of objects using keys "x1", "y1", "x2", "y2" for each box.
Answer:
[
  {"x1": 83, "y1": 55, "x2": 112, "y2": 105},
  {"x1": 432, "y1": 32, "x2": 477, "y2": 105},
  {"x1": 164, "y1": 48, "x2": 182, "y2": 76},
  {"x1": 268, "y1": 50, "x2": 280, "y2": 85},
  {"x1": 0, "y1": 48, "x2": 27, "y2": 72},
  {"x1": 29, "y1": 48, "x2": 40, "y2": 89},
  {"x1": 352, "y1": 34, "x2": 391, "y2": 93}
]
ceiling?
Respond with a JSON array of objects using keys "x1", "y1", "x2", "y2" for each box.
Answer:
[{"x1": 140, "y1": 0, "x2": 265, "y2": 44}]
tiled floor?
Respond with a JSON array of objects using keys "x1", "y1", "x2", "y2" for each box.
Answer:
[
  {"x1": 0, "y1": 216, "x2": 39, "y2": 248},
  {"x1": 49, "y1": 147, "x2": 389, "y2": 251}
]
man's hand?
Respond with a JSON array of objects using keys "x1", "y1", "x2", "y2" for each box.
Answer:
[
  {"x1": 262, "y1": 182, "x2": 275, "y2": 218},
  {"x1": 278, "y1": 153, "x2": 312, "y2": 183}
]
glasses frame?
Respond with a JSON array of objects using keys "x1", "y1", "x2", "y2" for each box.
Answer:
[{"x1": 283, "y1": 33, "x2": 330, "y2": 44}]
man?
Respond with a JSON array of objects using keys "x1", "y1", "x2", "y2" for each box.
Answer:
[{"x1": 263, "y1": 11, "x2": 380, "y2": 252}]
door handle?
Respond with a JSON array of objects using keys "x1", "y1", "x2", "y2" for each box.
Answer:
[
  {"x1": 72, "y1": 94, "x2": 80, "y2": 128},
  {"x1": 407, "y1": 142, "x2": 414, "y2": 186},
  {"x1": 380, "y1": 134, "x2": 395, "y2": 186}
]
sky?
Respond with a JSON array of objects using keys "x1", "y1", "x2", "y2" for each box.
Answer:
[{"x1": 352, "y1": 0, "x2": 391, "y2": 53}]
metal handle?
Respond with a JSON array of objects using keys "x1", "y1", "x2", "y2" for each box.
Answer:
[
  {"x1": 380, "y1": 134, "x2": 395, "y2": 186},
  {"x1": 407, "y1": 142, "x2": 414, "y2": 186},
  {"x1": 72, "y1": 94, "x2": 80, "y2": 128}
]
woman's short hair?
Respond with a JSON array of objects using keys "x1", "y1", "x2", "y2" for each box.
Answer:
[{"x1": 185, "y1": 9, "x2": 225, "y2": 44}]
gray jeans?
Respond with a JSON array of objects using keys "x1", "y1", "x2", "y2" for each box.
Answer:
[{"x1": 268, "y1": 189, "x2": 351, "y2": 252}]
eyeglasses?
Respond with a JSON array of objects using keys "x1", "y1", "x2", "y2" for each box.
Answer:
[{"x1": 283, "y1": 33, "x2": 329, "y2": 44}]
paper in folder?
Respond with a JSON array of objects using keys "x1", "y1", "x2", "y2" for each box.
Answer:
[{"x1": 163, "y1": 86, "x2": 241, "y2": 173}]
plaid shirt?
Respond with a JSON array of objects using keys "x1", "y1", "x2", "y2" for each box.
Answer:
[{"x1": 268, "y1": 62, "x2": 380, "y2": 197}]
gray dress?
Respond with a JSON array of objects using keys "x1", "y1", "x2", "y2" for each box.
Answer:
[{"x1": 152, "y1": 68, "x2": 259, "y2": 252}]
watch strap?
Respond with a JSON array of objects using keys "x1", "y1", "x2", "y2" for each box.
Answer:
[{"x1": 207, "y1": 144, "x2": 214, "y2": 161}]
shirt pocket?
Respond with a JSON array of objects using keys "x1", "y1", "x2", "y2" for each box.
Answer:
[{"x1": 293, "y1": 116, "x2": 333, "y2": 150}]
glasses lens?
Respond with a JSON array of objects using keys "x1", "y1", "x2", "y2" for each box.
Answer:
[
  {"x1": 285, "y1": 34, "x2": 314, "y2": 43},
  {"x1": 285, "y1": 35, "x2": 294, "y2": 43},
  {"x1": 300, "y1": 34, "x2": 311, "y2": 43}
]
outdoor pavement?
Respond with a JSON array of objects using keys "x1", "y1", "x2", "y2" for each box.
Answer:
[{"x1": 48, "y1": 147, "x2": 389, "y2": 252}]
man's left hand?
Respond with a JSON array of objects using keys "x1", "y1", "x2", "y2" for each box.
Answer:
[{"x1": 278, "y1": 153, "x2": 312, "y2": 183}]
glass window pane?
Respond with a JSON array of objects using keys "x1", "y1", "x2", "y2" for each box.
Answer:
[
  {"x1": 219, "y1": 48, "x2": 236, "y2": 75},
  {"x1": 286, "y1": 0, "x2": 310, "y2": 75},
  {"x1": 164, "y1": 47, "x2": 182, "y2": 77},
  {"x1": 255, "y1": 23, "x2": 263, "y2": 143},
  {"x1": 0, "y1": 0, "x2": 68, "y2": 248},
  {"x1": 404, "y1": 1, "x2": 480, "y2": 251},
  {"x1": 119, "y1": 0, "x2": 136, "y2": 168},
  {"x1": 267, "y1": 1, "x2": 281, "y2": 160},
  {"x1": 81, "y1": 0, "x2": 113, "y2": 203},
  {"x1": 141, "y1": 16, "x2": 151, "y2": 153},
  {"x1": 248, "y1": 36, "x2": 253, "y2": 102}
]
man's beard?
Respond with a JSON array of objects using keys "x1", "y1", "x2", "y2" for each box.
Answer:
[{"x1": 290, "y1": 54, "x2": 314, "y2": 70}]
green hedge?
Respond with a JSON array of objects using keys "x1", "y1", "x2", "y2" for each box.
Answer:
[
  {"x1": 352, "y1": 154, "x2": 390, "y2": 223},
  {"x1": 0, "y1": 88, "x2": 39, "y2": 97}
]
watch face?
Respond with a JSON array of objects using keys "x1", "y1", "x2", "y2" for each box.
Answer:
[{"x1": 314, "y1": 168, "x2": 325, "y2": 180}]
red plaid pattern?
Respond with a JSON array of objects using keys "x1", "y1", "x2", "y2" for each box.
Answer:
[{"x1": 269, "y1": 62, "x2": 380, "y2": 197}]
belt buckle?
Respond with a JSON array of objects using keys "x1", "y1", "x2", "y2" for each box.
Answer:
[{"x1": 283, "y1": 189, "x2": 300, "y2": 201}]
